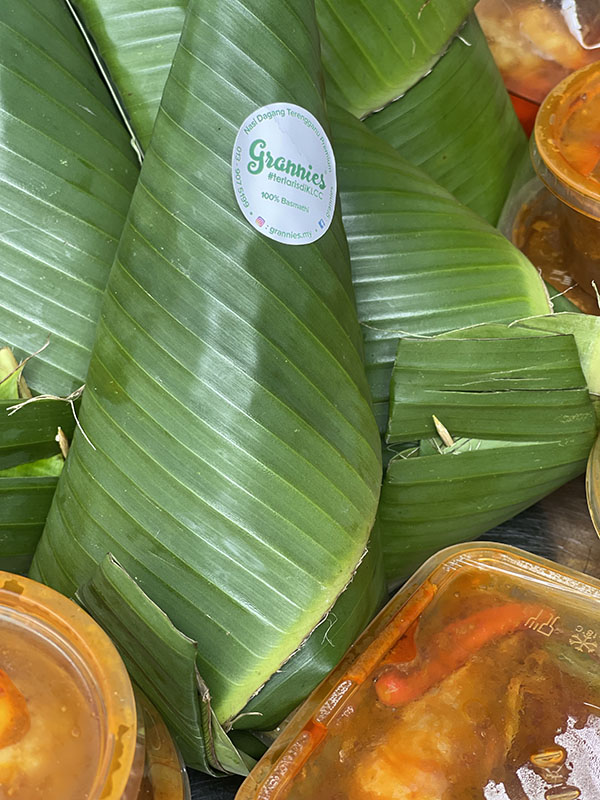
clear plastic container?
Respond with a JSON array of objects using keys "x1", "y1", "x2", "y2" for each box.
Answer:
[
  {"x1": 0, "y1": 571, "x2": 190, "y2": 800},
  {"x1": 477, "y1": 0, "x2": 600, "y2": 133},
  {"x1": 136, "y1": 690, "x2": 192, "y2": 800},
  {"x1": 237, "y1": 543, "x2": 600, "y2": 799},
  {"x1": 501, "y1": 61, "x2": 600, "y2": 313}
]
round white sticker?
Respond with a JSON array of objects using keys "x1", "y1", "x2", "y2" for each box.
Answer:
[{"x1": 232, "y1": 103, "x2": 337, "y2": 245}]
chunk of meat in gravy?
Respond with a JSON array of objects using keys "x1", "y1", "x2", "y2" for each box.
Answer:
[{"x1": 351, "y1": 638, "x2": 525, "y2": 800}]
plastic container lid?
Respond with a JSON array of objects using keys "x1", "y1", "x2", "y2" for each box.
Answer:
[
  {"x1": 237, "y1": 543, "x2": 600, "y2": 800},
  {"x1": 534, "y1": 60, "x2": 600, "y2": 219},
  {"x1": 0, "y1": 571, "x2": 190, "y2": 800}
]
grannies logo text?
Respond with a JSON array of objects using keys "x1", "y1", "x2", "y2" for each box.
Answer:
[{"x1": 247, "y1": 139, "x2": 327, "y2": 191}]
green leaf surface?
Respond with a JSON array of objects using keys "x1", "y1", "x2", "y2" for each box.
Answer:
[
  {"x1": 0, "y1": 474, "x2": 58, "y2": 574},
  {"x1": 316, "y1": 0, "x2": 477, "y2": 118},
  {"x1": 380, "y1": 329, "x2": 597, "y2": 581},
  {"x1": 365, "y1": 15, "x2": 526, "y2": 224},
  {"x1": 236, "y1": 528, "x2": 385, "y2": 731},
  {"x1": 587, "y1": 433, "x2": 600, "y2": 538},
  {"x1": 0, "y1": 453, "x2": 64, "y2": 478},
  {"x1": 0, "y1": 347, "x2": 22, "y2": 400},
  {"x1": 514, "y1": 313, "x2": 600, "y2": 396},
  {"x1": 32, "y1": 0, "x2": 381, "y2": 745},
  {"x1": 331, "y1": 105, "x2": 551, "y2": 432},
  {"x1": 387, "y1": 335, "x2": 596, "y2": 444},
  {"x1": 0, "y1": 346, "x2": 70, "y2": 570},
  {"x1": 77, "y1": 554, "x2": 252, "y2": 774},
  {"x1": 380, "y1": 435, "x2": 594, "y2": 581},
  {"x1": 77, "y1": 530, "x2": 384, "y2": 770},
  {"x1": 0, "y1": 399, "x2": 75, "y2": 471},
  {"x1": 0, "y1": 453, "x2": 64, "y2": 574},
  {"x1": 436, "y1": 321, "x2": 545, "y2": 340},
  {"x1": 0, "y1": 0, "x2": 139, "y2": 395},
  {"x1": 68, "y1": 0, "x2": 186, "y2": 150},
  {"x1": 66, "y1": 0, "x2": 477, "y2": 140}
]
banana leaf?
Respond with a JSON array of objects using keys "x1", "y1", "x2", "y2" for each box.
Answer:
[
  {"x1": 380, "y1": 327, "x2": 598, "y2": 582},
  {"x1": 364, "y1": 15, "x2": 527, "y2": 224},
  {"x1": 316, "y1": 0, "x2": 477, "y2": 118},
  {"x1": 0, "y1": 399, "x2": 75, "y2": 470},
  {"x1": 0, "y1": 0, "x2": 139, "y2": 395},
  {"x1": 330, "y1": 105, "x2": 551, "y2": 432},
  {"x1": 0, "y1": 473, "x2": 59, "y2": 574},
  {"x1": 78, "y1": 554, "x2": 253, "y2": 776},
  {"x1": 78, "y1": 531, "x2": 384, "y2": 770},
  {"x1": 514, "y1": 313, "x2": 600, "y2": 398},
  {"x1": 58, "y1": 0, "x2": 477, "y2": 146},
  {"x1": 587, "y1": 433, "x2": 600, "y2": 537},
  {"x1": 31, "y1": 0, "x2": 382, "y2": 769},
  {"x1": 235, "y1": 526, "x2": 385, "y2": 732},
  {"x1": 0, "y1": 347, "x2": 28, "y2": 400},
  {"x1": 19, "y1": 3, "x2": 548, "y2": 438},
  {"x1": 381, "y1": 435, "x2": 594, "y2": 582},
  {"x1": 67, "y1": 0, "x2": 186, "y2": 150},
  {"x1": 447, "y1": 313, "x2": 600, "y2": 423},
  {"x1": 0, "y1": 453, "x2": 64, "y2": 575},
  {"x1": 387, "y1": 335, "x2": 594, "y2": 444},
  {"x1": 0, "y1": 346, "x2": 70, "y2": 571},
  {"x1": 515, "y1": 315, "x2": 600, "y2": 537},
  {"x1": 0, "y1": 454, "x2": 64, "y2": 478}
]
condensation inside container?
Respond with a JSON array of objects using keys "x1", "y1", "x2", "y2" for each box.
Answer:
[
  {"x1": 0, "y1": 614, "x2": 103, "y2": 800},
  {"x1": 511, "y1": 181, "x2": 600, "y2": 313},
  {"x1": 273, "y1": 551, "x2": 600, "y2": 800}
]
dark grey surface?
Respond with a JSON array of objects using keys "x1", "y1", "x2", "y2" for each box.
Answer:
[
  {"x1": 479, "y1": 476, "x2": 600, "y2": 578},
  {"x1": 188, "y1": 476, "x2": 600, "y2": 799},
  {"x1": 189, "y1": 773, "x2": 245, "y2": 800}
]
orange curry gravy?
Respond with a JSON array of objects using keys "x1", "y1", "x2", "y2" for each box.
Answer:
[
  {"x1": 278, "y1": 569, "x2": 600, "y2": 799},
  {"x1": 513, "y1": 62, "x2": 600, "y2": 312},
  {"x1": 0, "y1": 622, "x2": 102, "y2": 799}
]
